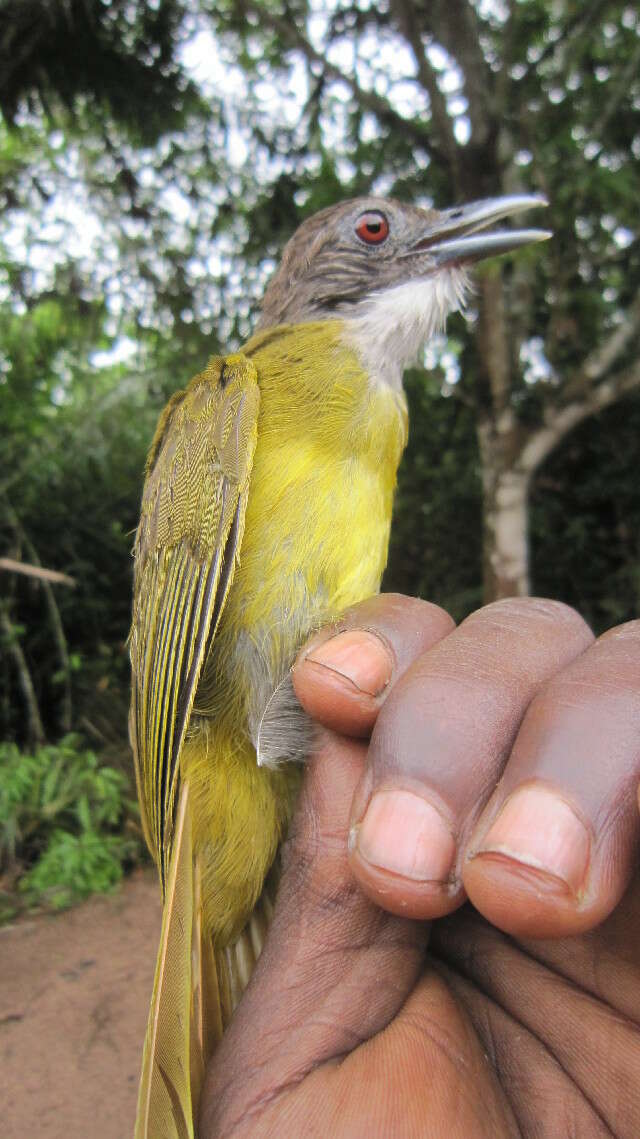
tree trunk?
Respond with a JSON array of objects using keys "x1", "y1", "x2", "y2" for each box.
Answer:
[
  {"x1": 2, "y1": 503, "x2": 74, "y2": 733},
  {"x1": 477, "y1": 421, "x2": 531, "y2": 600},
  {"x1": 0, "y1": 605, "x2": 45, "y2": 747},
  {"x1": 476, "y1": 346, "x2": 640, "y2": 603}
]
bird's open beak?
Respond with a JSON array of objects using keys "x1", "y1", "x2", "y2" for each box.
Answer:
[{"x1": 406, "y1": 194, "x2": 551, "y2": 266}]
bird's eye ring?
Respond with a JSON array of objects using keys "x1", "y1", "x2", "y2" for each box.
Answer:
[{"x1": 355, "y1": 211, "x2": 389, "y2": 246}]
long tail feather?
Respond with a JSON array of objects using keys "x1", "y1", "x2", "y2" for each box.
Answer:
[
  {"x1": 135, "y1": 784, "x2": 198, "y2": 1139},
  {"x1": 135, "y1": 785, "x2": 278, "y2": 1138}
]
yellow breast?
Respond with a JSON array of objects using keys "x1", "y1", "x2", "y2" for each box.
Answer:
[{"x1": 231, "y1": 321, "x2": 406, "y2": 668}]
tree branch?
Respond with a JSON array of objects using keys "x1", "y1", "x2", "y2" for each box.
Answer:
[
  {"x1": 389, "y1": 0, "x2": 458, "y2": 174},
  {"x1": 581, "y1": 291, "x2": 640, "y2": 385},
  {"x1": 591, "y1": 38, "x2": 640, "y2": 142},
  {"x1": 2, "y1": 502, "x2": 75, "y2": 734},
  {"x1": 239, "y1": 1, "x2": 444, "y2": 159},
  {"x1": 519, "y1": 0, "x2": 611, "y2": 82},
  {"x1": 421, "y1": 0, "x2": 494, "y2": 145},
  {"x1": 0, "y1": 556, "x2": 76, "y2": 587},
  {"x1": 512, "y1": 291, "x2": 640, "y2": 475},
  {"x1": 518, "y1": 357, "x2": 640, "y2": 475}
]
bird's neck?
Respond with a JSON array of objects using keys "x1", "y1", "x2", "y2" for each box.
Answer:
[
  {"x1": 247, "y1": 264, "x2": 468, "y2": 400},
  {"x1": 343, "y1": 269, "x2": 471, "y2": 390}
]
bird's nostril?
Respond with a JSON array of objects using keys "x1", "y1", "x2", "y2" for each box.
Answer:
[{"x1": 449, "y1": 210, "x2": 464, "y2": 220}]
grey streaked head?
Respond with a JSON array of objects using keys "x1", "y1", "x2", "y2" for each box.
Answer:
[{"x1": 258, "y1": 193, "x2": 550, "y2": 330}]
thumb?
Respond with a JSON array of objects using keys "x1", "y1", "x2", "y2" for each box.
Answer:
[{"x1": 200, "y1": 730, "x2": 427, "y2": 1132}]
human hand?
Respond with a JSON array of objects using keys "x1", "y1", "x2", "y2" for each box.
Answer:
[{"x1": 201, "y1": 596, "x2": 640, "y2": 1137}]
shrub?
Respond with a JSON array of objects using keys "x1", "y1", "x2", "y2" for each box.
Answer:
[{"x1": 0, "y1": 733, "x2": 143, "y2": 919}]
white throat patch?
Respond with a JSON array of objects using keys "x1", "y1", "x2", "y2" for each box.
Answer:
[{"x1": 344, "y1": 268, "x2": 470, "y2": 390}]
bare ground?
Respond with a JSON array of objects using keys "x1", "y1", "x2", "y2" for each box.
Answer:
[{"x1": 0, "y1": 869, "x2": 162, "y2": 1139}]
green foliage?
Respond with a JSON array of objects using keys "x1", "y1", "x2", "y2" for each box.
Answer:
[
  {"x1": 19, "y1": 829, "x2": 130, "y2": 913},
  {"x1": 0, "y1": 734, "x2": 143, "y2": 919},
  {"x1": 0, "y1": 0, "x2": 201, "y2": 143}
]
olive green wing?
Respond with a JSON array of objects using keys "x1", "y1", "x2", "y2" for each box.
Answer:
[{"x1": 129, "y1": 353, "x2": 260, "y2": 888}]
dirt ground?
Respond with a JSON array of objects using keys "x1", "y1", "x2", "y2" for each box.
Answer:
[{"x1": 0, "y1": 869, "x2": 162, "y2": 1139}]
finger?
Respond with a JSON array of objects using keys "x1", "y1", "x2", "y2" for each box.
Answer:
[
  {"x1": 292, "y1": 593, "x2": 454, "y2": 738},
  {"x1": 200, "y1": 728, "x2": 428, "y2": 1134},
  {"x1": 347, "y1": 599, "x2": 594, "y2": 921},
  {"x1": 463, "y1": 620, "x2": 640, "y2": 938}
]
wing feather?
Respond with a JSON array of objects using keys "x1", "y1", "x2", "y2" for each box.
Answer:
[{"x1": 130, "y1": 355, "x2": 260, "y2": 885}]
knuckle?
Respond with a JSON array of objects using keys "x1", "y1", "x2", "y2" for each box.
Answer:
[
  {"x1": 466, "y1": 596, "x2": 591, "y2": 636},
  {"x1": 555, "y1": 623, "x2": 640, "y2": 701},
  {"x1": 599, "y1": 618, "x2": 640, "y2": 647},
  {"x1": 381, "y1": 592, "x2": 453, "y2": 625},
  {"x1": 344, "y1": 593, "x2": 455, "y2": 639},
  {"x1": 458, "y1": 599, "x2": 594, "y2": 685}
]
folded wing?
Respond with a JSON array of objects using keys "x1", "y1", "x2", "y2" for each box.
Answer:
[{"x1": 130, "y1": 353, "x2": 260, "y2": 887}]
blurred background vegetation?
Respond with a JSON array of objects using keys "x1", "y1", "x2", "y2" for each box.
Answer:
[{"x1": 0, "y1": 0, "x2": 638, "y2": 916}]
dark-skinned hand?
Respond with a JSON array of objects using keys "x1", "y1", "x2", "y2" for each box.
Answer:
[{"x1": 200, "y1": 596, "x2": 640, "y2": 1138}]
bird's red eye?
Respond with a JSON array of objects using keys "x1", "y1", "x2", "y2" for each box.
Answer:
[{"x1": 355, "y1": 211, "x2": 389, "y2": 245}]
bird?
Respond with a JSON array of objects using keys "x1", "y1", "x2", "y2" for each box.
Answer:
[{"x1": 129, "y1": 191, "x2": 549, "y2": 1138}]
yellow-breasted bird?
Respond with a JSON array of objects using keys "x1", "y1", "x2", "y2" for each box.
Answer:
[{"x1": 130, "y1": 192, "x2": 549, "y2": 1137}]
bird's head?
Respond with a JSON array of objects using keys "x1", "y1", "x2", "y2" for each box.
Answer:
[{"x1": 258, "y1": 194, "x2": 550, "y2": 388}]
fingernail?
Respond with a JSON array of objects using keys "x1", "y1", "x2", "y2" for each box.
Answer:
[
  {"x1": 304, "y1": 630, "x2": 393, "y2": 697},
  {"x1": 474, "y1": 785, "x2": 590, "y2": 894},
  {"x1": 353, "y1": 789, "x2": 456, "y2": 882}
]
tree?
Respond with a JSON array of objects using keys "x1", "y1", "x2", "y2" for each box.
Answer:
[
  {"x1": 209, "y1": 0, "x2": 640, "y2": 598},
  {"x1": 0, "y1": 0, "x2": 218, "y2": 742}
]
